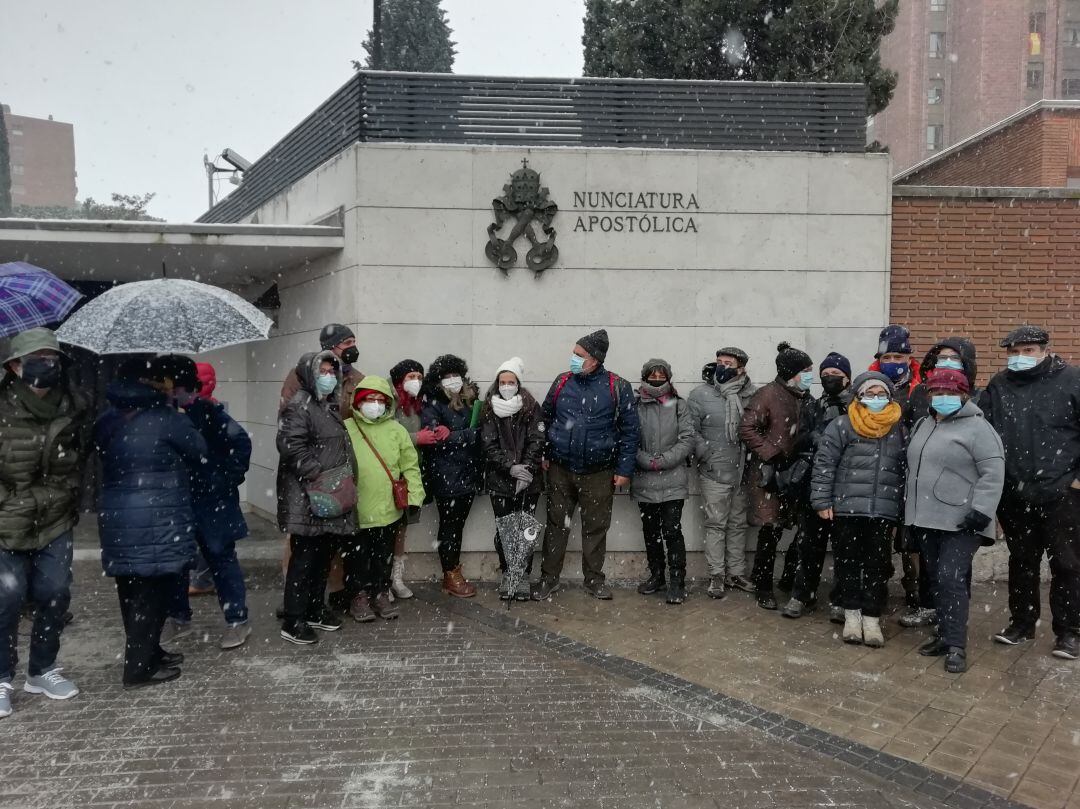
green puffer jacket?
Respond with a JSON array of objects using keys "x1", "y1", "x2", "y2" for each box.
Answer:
[{"x1": 0, "y1": 373, "x2": 91, "y2": 551}]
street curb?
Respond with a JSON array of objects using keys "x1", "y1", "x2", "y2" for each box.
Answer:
[{"x1": 413, "y1": 586, "x2": 1032, "y2": 809}]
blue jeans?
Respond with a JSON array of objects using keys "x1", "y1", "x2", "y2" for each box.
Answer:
[
  {"x1": 0, "y1": 531, "x2": 74, "y2": 681},
  {"x1": 917, "y1": 527, "x2": 980, "y2": 649},
  {"x1": 167, "y1": 530, "x2": 248, "y2": 625}
]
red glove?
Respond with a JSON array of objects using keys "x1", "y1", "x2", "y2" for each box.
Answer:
[
  {"x1": 432, "y1": 425, "x2": 451, "y2": 442},
  {"x1": 415, "y1": 428, "x2": 438, "y2": 446}
]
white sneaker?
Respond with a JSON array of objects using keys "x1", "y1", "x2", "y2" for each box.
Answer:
[
  {"x1": 24, "y1": 668, "x2": 79, "y2": 700},
  {"x1": 0, "y1": 681, "x2": 13, "y2": 717},
  {"x1": 843, "y1": 610, "x2": 863, "y2": 644},
  {"x1": 391, "y1": 556, "x2": 413, "y2": 600},
  {"x1": 862, "y1": 615, "x2": 885, "y2": 648}
]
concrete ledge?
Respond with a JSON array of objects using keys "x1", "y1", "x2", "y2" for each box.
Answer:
[{"x1": 892, "y1": 185, "x2": 1080, "y2": 200}]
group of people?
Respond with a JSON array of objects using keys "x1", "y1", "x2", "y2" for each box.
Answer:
[{"x1": 0, "y1": 316, "x2": 1077, "y2": 718}]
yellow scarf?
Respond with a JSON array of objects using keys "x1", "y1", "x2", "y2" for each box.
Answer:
[{"x1": 848, "y1": 401, "x2": 901, "y2": 439}]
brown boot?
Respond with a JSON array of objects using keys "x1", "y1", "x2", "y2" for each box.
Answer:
[
  {"x1": 349, "y1": 593, "x2": 376, "y2": 623},
  {"x1": 371, "y1": 591, "x2": 399, "y2": 620},
  {"x1": 441, "y1": 566, "x2": 476, "y2": 598}
]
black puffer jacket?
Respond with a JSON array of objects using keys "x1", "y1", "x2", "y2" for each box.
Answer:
[
  {"x1": 420, "y1": 355, "x2": 480, "y2": 500},
  {"x1": 982, "y1": 354, "x2": 1080, "y2": 504},
  {"x1": 479, "y1": 388, "x2": 545, "y2": 498},
  {"x1": 810, "y1": 408, "x2": 907, "y2": 522},
  {"x1": 276, "y1": 351, "x2": 355, "y2": 536}
]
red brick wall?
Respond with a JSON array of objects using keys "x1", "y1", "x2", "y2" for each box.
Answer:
[{"x1": 891, "y1": 194, "x2": 1080, "y2": 385}]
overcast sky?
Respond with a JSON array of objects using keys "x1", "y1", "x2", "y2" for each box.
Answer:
[{"x1": 3, "y1": 1, "x2": 586, "y2": 221}]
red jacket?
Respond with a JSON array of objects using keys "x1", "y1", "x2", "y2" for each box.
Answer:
[{"x1": 868, "y1": 358, "x2": 922, "y2": 397}]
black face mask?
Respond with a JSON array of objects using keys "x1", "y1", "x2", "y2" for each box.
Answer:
[
  {"x1": 714, "y1": 365, "x2": 738, "y2": 385},
  {"x1": 820, "y1": 376, "x2": 848, "y2": 397},
  {"x1": 20, "y1": 356, "x2": 61, "y2": 389},
  {"x1": 339, "y1": 346, "x2": 359, "y2": 365}
]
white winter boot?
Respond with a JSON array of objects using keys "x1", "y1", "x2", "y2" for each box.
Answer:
[
  {"x1": 843, "y1": 609, "x2": 863, "y2": 644},
  {"x1": 862, "y1": 615, "x2": 885, "y2": 648},
  {"x1": 391, "y1": 556, "x2": 413, "y2": 600}
]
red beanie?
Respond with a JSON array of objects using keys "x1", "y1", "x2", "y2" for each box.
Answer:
[
  {"x1": 353, "y1": 387, "x2": 380, "y2": 407},
  {"x1": 195, "y1": 363, "x2": 217, "y2": 401},
  {"x1": 925, "y1": 368, "x2": 970, "y2": 394}
]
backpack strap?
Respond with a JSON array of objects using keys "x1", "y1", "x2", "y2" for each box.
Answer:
[
  {"x1": 552, "y1": 371, "x2": 622, "y2": 425},
  {"x1": 550, "y1": 372, "x2": 572, "y2": 408}
]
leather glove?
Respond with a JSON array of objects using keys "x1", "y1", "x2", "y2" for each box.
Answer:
[
  {"x1": 415, "y1": 428, "x2": 438, "y2": 446},
  {"x1": 509, "y1": 464, "x2": 533, "y2": 484},
  {"x1": 958, "y1": 509, "x2": 991, "y2": 532}
]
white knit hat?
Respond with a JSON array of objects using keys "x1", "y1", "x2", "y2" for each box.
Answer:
[{"x1": 494, "y1": 356, "x2": 525, "y2": 383}]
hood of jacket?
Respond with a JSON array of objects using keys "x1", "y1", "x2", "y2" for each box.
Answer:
[
  {"x1": 851, "y1": 370, "x2": 895, "y2": 398},
  {"x1": 923, "y1": 337, "x2": 977, "y2": 387},
  {"x1": 422, "y1": 353, "x2": 470, "y2": 398},
  {"x1": 105, "y1": 379, "x2": 167, "y2": 410},
  {"x1": 295, "y1": 350, "x2": 342, "y2": 397},
  {"x1": 351, "y1": 374, "x2": 397, "y2": 422},
  {"x1": 195, "y1": 362, "x2": 217, "y2": 400}
]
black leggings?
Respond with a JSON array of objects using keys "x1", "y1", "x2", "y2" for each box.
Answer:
[
  {"x1": 436, "y1": 495, "x2": 474, "y2": 573},
  {"x1": 283, "y1": 534, "x2": 336, "y2": 623},
  {"x1": 832, "y1": 517, "x2": 895, "y2": 618},
  {"x1": 115, "y1": 574, "x2": 179, "y2": 683},
  {"x1": 638, "y1": 500, "x2": 687, "y2": 580},
  {"x1": 342, "y1": 525, "x2": 397, "y2": 596}
]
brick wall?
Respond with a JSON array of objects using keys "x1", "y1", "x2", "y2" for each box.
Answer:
[{"x1": 891, "y1": 191, "x2": 1080, "y2": 385}]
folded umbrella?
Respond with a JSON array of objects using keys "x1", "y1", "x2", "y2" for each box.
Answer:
[
  {"x1": 0, "y1": 261, "x2": 83, "y2": 338},
  {"x1": 494, "y1": 506, "x2": 543, "y2": 610},
  {"x1": 55, "y1": 278, "x2": 272, "y2": 355}
]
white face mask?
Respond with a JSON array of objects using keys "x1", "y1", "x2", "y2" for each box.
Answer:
[
  {"x1": 498, "y1": 383, "x2": 519, "y2": 400},
  {"x1": 442, "y1": 375, "x2": 463, "y2": 394},
  {"x1": 402, "y1": 378, "x2": 422, "y2": 397},
  {"x1": 359, "y1": 401, "x2": 386, "y2": 421}
]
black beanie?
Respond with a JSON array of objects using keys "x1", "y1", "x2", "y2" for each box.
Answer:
[
  {"x1": 319, "y1": 323, "x2": 355, "y2": 350},
  {"x1": 775, "y1": 342, "x2": 812, "y2": 380},
  {"x1": 389, "y1": 359, "x2": 423, "y2": 386},
  {"x1": 819, "y1": 351, "x2": 851, "y2": 379},
  {"x1": 576, "y1": 329, "x2": 609, "y2": 364}
]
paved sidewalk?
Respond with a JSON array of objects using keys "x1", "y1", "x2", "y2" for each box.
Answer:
[
  {"x1": 509, "y1": 581, "x2": 1080, "y2": 809},
  {"x1": 3, "y1": 566, "x2": 969, "y2": 809}
]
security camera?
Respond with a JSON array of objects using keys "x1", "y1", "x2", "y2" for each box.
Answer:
[{"x1": 221, "y1": 148, "x2": 252, "y2": 172}]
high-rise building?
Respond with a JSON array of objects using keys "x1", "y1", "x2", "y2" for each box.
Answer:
[
  {"x1": 872, "y1": 0, "x2": 1080, "y2": 174},
  {"x1": 2, "y1": 105, "x2": 77, "y2": 208}
]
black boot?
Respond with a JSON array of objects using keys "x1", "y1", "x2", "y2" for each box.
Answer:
[
  {"x1": 666, "y1": 572, "x2": 686, "y2": 605},
  {"x1": 944, "y1": 646, "x2": 967, "y2": 673},
  {"x1": 918, "y1": 636, "x2": 948, "y2": 657},
  {"x1": 637, "y1": 571, "x2": 665, "y2": 595}
]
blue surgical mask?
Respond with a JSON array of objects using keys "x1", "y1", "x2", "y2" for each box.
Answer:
[
  {"x1": 570, "y1": 355, "x2": 586, "y2": 375},
  {"x1": 880, "y1": 361, "x2": 909, "y2": 383},
  {"x1": 315, "y1": 374, "x2": 338, "y2": 396},
  {"x1": 1007, "y1": 355, "x2": 1039, "y2": 372},
  {"x1": 931, "y1": 395, "x2": 962, "y2": 416},
  {"x1": 936, "y1": 358, "x2": 964, "y2": 371},
  {"x1": 860, "y1": 397, "x2": 889, "y2": 413},
  {"x1": 797, "y1": 371, "x2": 814, "y2": 391}
]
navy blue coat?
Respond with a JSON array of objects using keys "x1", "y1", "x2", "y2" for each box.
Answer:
[
  {"x1": 541, "y1": 367, "x2": 640, "y2": 478},
  {"x1": 420, "y1": 393, "x2": 480, "y2": 500},
  {"x1": 185, "y1": 397, "x2": 251, "y2": 545},
  {"x1": 95, "y1": 381, "x2": 208, "y2": 577}
]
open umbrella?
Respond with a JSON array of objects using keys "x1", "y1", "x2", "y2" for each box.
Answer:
[
  {"x1": 0, "y1": 261, "x2": 83, "y2": 338},
  {"x1": 55, "y1": 278, "x2": 272, "y2": 355},
  {"x1": 494, "y1": 505, "x2": 543, "y2": 610}
]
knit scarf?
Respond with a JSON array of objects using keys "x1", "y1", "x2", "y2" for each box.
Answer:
[
  {"x1": 715, "y1": 375, "x2": 749, "y2": 444},
  {"x1": 11, "y1": 379, "x2": 63, "y2": 421},
  {"x1": 848, "y1": 400, "x2": 902, "y2": 439},
  {"x1": 490, "y1": 394, "x2": 523, "y2": 418},
  {"x1": 638, "y1": 381, "x2": 672, "y2": 403}
]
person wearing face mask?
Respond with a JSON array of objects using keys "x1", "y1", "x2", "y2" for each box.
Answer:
[
  {"x1": 342, "y1": 377, "x2": 425, "y2": 623},
  {"x1": 276, "y1": 352, "x2": 355, "y2": 645},
  {"x1": 810, "y1": 372, "x2": 906, "y2": 647},
  {"x1": 983, "y1": 326, "x2": 1080, "y2": 660},
  {"x1": 386, "y1": 359, "x2": 431, "y2": 600},
  {"x1": 688, "y1": 347, "x2": 757, "y2": 599},
  {"x1": 0, "y1": 328, "x2": 90, "y2": 716},
  {"x1": 895, "y1": 336, "x2": 980, "y2": 631},
  {"x1": 479, "y1": 357, "x2": 545, "y2": 601},
  {"x1": 906, "y1": 369, "x2": 1004, "y2": 673},
  {"x1": 535, "y1": 330, "x2": 640, "y2": 601},
  {"x1": 632, "y1": 360, "x2": 694, "y2": 604},
  {"x1": 152, "y1": 357, "x2": 254, "y2": 652},
  {"x1": 739, "y1": 342, "x2": 815, "y2": 611},
  {"x1": 420, "y1": 354, "x2": 480, "y2": 598},
  {"x1": 278, "y1": 324, "x2": 364, "y2": 613},
  {"x1": 783, "y1": 352, "x2": 851, "y2": 621}
]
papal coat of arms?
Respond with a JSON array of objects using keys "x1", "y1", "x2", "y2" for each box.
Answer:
[{"x1": 485, "y1": 159, "x2": 558, "y2": 275}]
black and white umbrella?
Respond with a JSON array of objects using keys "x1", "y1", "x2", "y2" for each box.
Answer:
[
  {"x1": 55, "y1": 278, "x2": 272, "y2": 355},
  {"x1": 494, "y1": 508, "x2": 543, "y2": 610}
]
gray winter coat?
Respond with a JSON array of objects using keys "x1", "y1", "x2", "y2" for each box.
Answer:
[
  {"x1": 905, "y1": 400, "x2": 1005, "y2": 541},
  {"x1": 686, "y1": 375, "x2": 756, "y2": 485},
  {"x1": 631, "y1": 393, "x2": 694, "y2": 504},
  {"x1": 810, "y1": 411, "x2": 907, "y2": 522}
]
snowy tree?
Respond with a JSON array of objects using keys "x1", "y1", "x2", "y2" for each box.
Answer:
[
  {"x1": 583, "y1": 0, "x2": 900, "y2": 115},
  {"x1": 356, "y1": 0, "x2": 456, "y2": 73}
]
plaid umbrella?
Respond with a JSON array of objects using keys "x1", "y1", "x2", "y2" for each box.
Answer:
[{"x1": 0, "y1": 262, "x2": 83, "y2": 338}]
